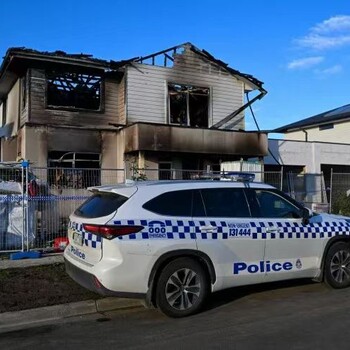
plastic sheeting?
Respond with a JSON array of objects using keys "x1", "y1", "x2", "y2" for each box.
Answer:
[
  {"x1": 0, "y1": 181, "x2": 22, "y2": 194},
  {"x1": 0, "y1": 196, "x2": 35, "y2": 250}
]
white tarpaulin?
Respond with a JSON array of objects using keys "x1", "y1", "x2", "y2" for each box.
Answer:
[
  {"x1": 0, "y1": 196, "x2": 35, "y2": 250},
  {"x1": 0, "y1": 181, "x2": 22, "y2": 194}
]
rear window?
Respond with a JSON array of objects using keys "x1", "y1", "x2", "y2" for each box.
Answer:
[{"x1": 74, "y1": 192, "x2": 128, "y2": 218}]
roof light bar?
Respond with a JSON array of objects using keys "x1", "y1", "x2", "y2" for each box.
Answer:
[
  {"x1": 193, "y1": 171, "x2": 255, "y2": 182},
  {"x1": 220, "y1": 172, "x2": 255, "y2": 182}
]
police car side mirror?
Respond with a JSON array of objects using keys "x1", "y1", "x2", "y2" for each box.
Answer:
[{"x1": 301, "y1": 207, "x2": 311, "y2": 225}]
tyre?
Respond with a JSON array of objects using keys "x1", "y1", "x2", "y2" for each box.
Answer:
[
  {"x1": 324, "y1": 242, "x2": 350, "y2": 288},
  {"x1": 156, "y1": 257, "x2": 209, "y2": 318}
]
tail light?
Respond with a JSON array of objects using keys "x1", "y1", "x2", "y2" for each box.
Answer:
[{"x1": 83, "y1": 224, "x2": 144, "y2": 239}]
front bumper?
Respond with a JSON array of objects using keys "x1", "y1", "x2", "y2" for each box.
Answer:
[{"x1": 64, "y1": 258, "x2": 146, "y2": 299}]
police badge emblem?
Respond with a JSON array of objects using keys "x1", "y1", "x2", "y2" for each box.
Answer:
[{"x1": 296, "y1": 259, "x2": 302, "y2": 269}]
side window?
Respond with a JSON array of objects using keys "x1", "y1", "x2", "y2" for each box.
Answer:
[
  {"x1": 192, "y1": 190, "x2": 206, "y2": 217},
  {"x1": 254, "y1": 190, "x2": 302, "y2": 219},
  {"x1": 143, "y1": 190, "x2": 193, "y2": 216},
  {"x1": 200, "y1": 188, "x2": 250, "y2": 218}
]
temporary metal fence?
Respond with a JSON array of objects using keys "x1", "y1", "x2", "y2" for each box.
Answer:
[
  {"x1": 27, "y1": 167, "x2": 126, "y2": 251},
  {"x1": 1, "y1": 166, "x2": 282, "y2": 253},
  {"x1": 137, "y1": 168, "x2": 283, "y2": 188},
  {"x1": 285, "y1": 172, "x2": 329, "y2": 212},
  {"x1": 0, "y1": 165, "x2": 127, "y2": 253},
  {"x1": 329, "y1": 172, "x2": 350, "y2": 216},
  {"x1": 2, "y1": 164, "x2": 350, "y2": 253}
]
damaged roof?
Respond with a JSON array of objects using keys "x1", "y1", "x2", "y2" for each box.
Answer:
[
  {"x1": 0, "y1": 42, "x2": 265, "y2": 100},
  {"x1": 129, "y1": 42, "x2": 265, "y2": 91},
  {"x1": 0, "y1": 47, "x2": 113, "y2": 100},
  {"x1": 1, "y1": 47, "x2": 111, "y2": 69},
  {"x1": 189, "y1": 44, "x2": 264, "y2": 91},
  {"x1": 274, "y1": 104, "x2": 350, "y2": 133}
]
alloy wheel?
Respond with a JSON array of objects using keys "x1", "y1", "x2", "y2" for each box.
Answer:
[
  {"x1": 330, "y1": 250, "x2": 350, "y2": 283},
  {"x1": 165, "y1": 268, "x2": 201, "y2": 310}
]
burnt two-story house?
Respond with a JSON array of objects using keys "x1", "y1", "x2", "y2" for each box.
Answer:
[{"x1": 0, "y1": 43, "x2": 268, "y2": 182}]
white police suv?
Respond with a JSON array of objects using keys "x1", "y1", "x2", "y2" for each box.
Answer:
[{"x1": 64, "y1": 175, "x2": 350, "y2": 317}]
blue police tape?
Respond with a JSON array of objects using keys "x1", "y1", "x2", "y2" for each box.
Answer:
[
  {"x1": 0, "y1": 195, "x2": 23, "y2": 202},
  {"x1": 0, "y1": 195, "x2": 90, "y2": 202},
  {"x1": 29, "y1": 196, "x2": 90, "y2": 201}
]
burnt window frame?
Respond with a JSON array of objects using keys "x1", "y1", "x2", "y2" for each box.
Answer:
[
  {"x1": 167, "y1": 82, "x2": 211, "y2": 128},
  {"x1": 45, "y1": 68, "x2": 105, "y2": 112},
  {"x1": 47, "y1": 151, "x2": 101, "y2": 188}
]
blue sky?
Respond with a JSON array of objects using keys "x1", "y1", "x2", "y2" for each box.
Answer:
[{"x1": 1, "y1": 0, "x2": 350, "y2": 133}]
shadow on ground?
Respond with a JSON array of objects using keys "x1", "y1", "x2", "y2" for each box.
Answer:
[{"x1": 204, "y1": 278, "x2": 321, "y2": 312}]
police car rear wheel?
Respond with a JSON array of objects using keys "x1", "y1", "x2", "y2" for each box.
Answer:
[
  {"x1": 156, "y1": 258, "x2": 209, "y2": 318},
  {"x1": 325, "y1": 242, "x2": 350, "y2": 289}
]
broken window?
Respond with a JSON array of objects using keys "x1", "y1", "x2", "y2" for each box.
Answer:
[
  {"x1": 46, "y1": 70, "x2": 102, "y2": 110},
  {"x1": 48, "y1": 151, "x2": 100, "y2": 188},
  {"x1": 168, "y1": 84, "x2": 209, "y2": 128}
]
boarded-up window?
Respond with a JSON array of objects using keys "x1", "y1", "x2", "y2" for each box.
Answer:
[
  {"x1": 46, "y1": 71, "x2": 102, "y2": 110},
  {"x1": 168, "y1": 84, "x2": 209, "y2": 128}
]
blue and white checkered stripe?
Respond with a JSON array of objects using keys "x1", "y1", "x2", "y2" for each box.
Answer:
[
  {"x1": 250, "y1": 221, "x2": 350, "y2": 239},
  {"x1": 114, "y1": 220, "x2": 199, "y2": 240},
  {"x1": 113, "y1": 219, "x2": 350, "y2": 240},
  {"x1": 69, "y1": 221, "x2": 102, "y2": 248}
]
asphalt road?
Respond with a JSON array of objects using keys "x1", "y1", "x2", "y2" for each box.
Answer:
[{"x1": 2, "y1": 279, "x2": 350, "y2": 349}]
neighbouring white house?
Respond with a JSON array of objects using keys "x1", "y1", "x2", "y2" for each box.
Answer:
[
  {"x1": 266, "y1": 103, "x2": 350, "y2": 174},
  {"x1": 273, "y1": 104, "x2": 350, "y2": 144},
  {"x1": 264, "y1": 104, "x2": 350, "y2": 210}
]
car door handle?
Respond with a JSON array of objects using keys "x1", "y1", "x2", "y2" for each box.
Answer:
[
  {"x1": 266, "y1": 227, "x2": 280, "y2": 233},
  {"x1": 200, "y1": 225, "x2": 217, "y2": 233}
]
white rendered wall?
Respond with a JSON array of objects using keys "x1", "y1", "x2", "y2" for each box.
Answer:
[{"x1": 266, "y1": 139, "x2": 350, "y2": 172}]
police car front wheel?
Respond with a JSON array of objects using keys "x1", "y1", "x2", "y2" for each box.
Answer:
[
  {"x1": 325, "y1": 242, "x2": 350, "y2": 289},
  {"x1": 156, "y1": 257, "x2": 209, "y2": 318}
]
